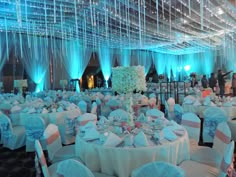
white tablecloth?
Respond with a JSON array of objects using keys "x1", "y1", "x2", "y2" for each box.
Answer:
[
  {"x1": 182, "y1": 104, "x2": 236, "y2": 119},
  {"x1": 75, "y1": 131, "x2": 190, "y2": 177}
]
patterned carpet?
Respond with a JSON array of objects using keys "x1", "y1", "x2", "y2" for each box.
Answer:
[{"x1": 0, "y1": 145, "x2": 43, "y2": 177}]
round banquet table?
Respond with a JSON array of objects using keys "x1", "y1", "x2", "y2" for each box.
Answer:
[{"x1": 75, "y1": 128, "x2": 190, "y2": 177}]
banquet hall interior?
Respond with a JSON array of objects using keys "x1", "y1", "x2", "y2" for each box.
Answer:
[{"x1": 1, "y1": 0, "x2": 236, "y2": 177}]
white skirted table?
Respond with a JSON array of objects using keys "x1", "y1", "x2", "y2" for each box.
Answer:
[
  {"x1": 182, "y1": 104, "x2": 236, "y2": 119},
  {"x1": 75, "y1": 129, "x2": 190, "y2": 177}
]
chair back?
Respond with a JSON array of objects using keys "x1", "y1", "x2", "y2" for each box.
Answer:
[
  {"x1": 91, "y1": 102, "x2": 97, "y2": 115},
  {"x1": 109, "y1": 109, "x2": 129, "y2": 122},
  {"x1": 181, "y1": 112, "x2": 200, "y2": 141},
  {"x1": 56, "y1": 159, "x2": 95, "y2": 177},
  {"x1": 35, "y1": 140, "x2": 50, "y2": 177},
  {"x1": 78, "y1": 100, "x2": 87, "y2": 114},
  {"x1": 0, "y1": 113, "x2": 13, "y2": 142},
  {"x1": 146, "y1": 108, "x2": 164, "y2": 119},
  {"x1": 174, "y1": 104, "x2": 183, "y2": 124},
  {"x1": 203, "y1": 107, "x2": 228, "y2": 143},
  {"x1": 44, "y1": 124, "x2": 62, "y2": 161},
  {"x1": 167, "y1": 97, "x2": 175, "y2": 111},
  {"x1": 213, "y1": 122, "x2": 231, "y2": 155},
  {"x1": 75, "y1": 113, "x2": 97, "y2": 133},
  {"x1": 131, "y1": 161, "x2": 185, "y2": 177},
  {"x1": 25, "y1": 115, "x2": 45, "y2": 141},
  {"x1": 218, "y1": 141, "x2": 235, "y2": 177}
]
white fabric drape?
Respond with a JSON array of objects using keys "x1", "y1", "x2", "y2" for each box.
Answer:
[
  {"x1": 136, "y1": 50, "x2": 152, "y2": 76},
  {"x1": 21, "y1": 35, "x2": 49, "y2": 92},
  {"x1": 116, "y1": 49, "x2": 131, "y2": 67},
  {"x1": 61, "y1": 39, "x2": 92, "y2": 92},
  {"x1": 0, "y1": 33, "x2": 11, "y2": 78},
  {"x1": 98, "y1": 47, "x2": 115, "y2": 81}
]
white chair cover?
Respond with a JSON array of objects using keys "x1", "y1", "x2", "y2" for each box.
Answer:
[
  {"x1": 44, "y1": 124, "x2": 76, "y2": 163},
  {"x1": 203, "y1": 107, "x2": 228, "y2": 143},
  {"x1": 146, "y1": 108, "x2": 164, "y2": 119},
  {"x1": 56, "y1": 159, "x2": 94, "y2": 177},
  {"x1": 131, "y1": 161, "x2": 185, "y2": 177},
  {"x1": 78, "y1": 100, "x2": 87, "y2": 114},
  {"x1": 76, "y1": 113, "x2": 97, "y2": 129},
  {"x1": 190, "y1": 122, "x2": 231, "y2": 168},
  {"x1": 174, "y1": 104, "x2": 183, "y2": 124},
  {"x1": 218, "y1": 141, "x2": 235, "y2": 177},
  {"x1": 181, "y1": 112, "x2": 200, "y2": 142},
  {"x1": 25, "y1": 115, "x2": 45, "y2": 152},
  {"x1": 35, "y1": 140, "x2": 59, "y2": 177},
  {"x1": 167, "y1": 97, "x2": 175, "y2": 111},
  {"x1": 109, "y1": 109, "x2": 130, "y2": 122},
  {"x1": 91, "y1": 102, "x2": 97, "y2": 115},
  {"x1": 0, "y1": 112, "x2": 25, "y2": 150}
]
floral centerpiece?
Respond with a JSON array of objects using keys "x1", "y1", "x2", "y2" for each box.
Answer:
[{"x1": 112, "y1": 66, "x2": 147, "y2": 126}]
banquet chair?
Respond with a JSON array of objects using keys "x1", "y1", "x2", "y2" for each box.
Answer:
[
  {"x1": 43, "y1": 124, "x2": 77, "y2": 163},
  {"x1": 179, "y1": 140, "x2": 235, "y2": 177},
  {"x1": 146, "y1": 108, "x2": 164, "y2": 119},
  {"x1": 56, "y1": 159, "x2": 94, "y2": 177},
  {"x1": 173, "y1": 104, "x2": 183, "y2": 124},
  {"x1": 91, "y1": 102, "x2": 97, "y2": 115},
  {"x1": 181, "y1": 112, "x2": 200, "y2": 147},
  {"x1": 164, "y1": 97, "x2": 175, "y2": 120},
  {"x1": 0, "y1": 112, "x2": 26, "y2": 150},
  {"x1": 78, "y1": 100, "x2": 87, "y2": 114},
  {"x1": 75, "y1": 113, "x2": 97, "y2": 133},
  {"x1": 131, "y1": 161, "x2": 185, "y2": 177},
  {"x1": 109, "y1": 109, "x2": 129, "y2": 122},
  {"x1": 202, "y1": 107, "x2": 228, "y2": 143},
  {"x1": 227, "y1": 120, "x2": 236, "y2": 142},
  {"x1": 35, "y1": 140, "x2": 59, "y2": 177},
  {"x1": 25, "y1": 115, "x2": 46, "y2": 152},
  {"x1": 190, "y1": 122, "x2": 231, "y2": 168}
]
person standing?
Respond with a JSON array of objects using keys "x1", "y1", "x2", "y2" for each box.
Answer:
[
  {"x1": 232, "y1": 73, "x2": 236, "y2": 96},
  {"x1": 208, "y1": 73, "x2": 217, "y2": 92},
  {"x1": 201, "y1": 75, "x2": 208, "y2": 88},
  {"x1": 218, "y1": 69, "x2": 233, "y2": 97}
]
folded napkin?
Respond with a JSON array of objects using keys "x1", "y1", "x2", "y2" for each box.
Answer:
[
  {"x1": 133, "y1": 131, "x2": 149, "y2": 147},
  {"x1": 80, "y1": 121, "x2": 96, "y2": 132},
  {"x1": 223, "y1": 102, "x2": 232, "y2": 107},
  {"x1": 163, "y1": 127, "x2": 177, "y2": 141},
  {"x1": 103, "y1": 132, "x2": 122, "y2": 147},
  {"x1": 124, "y1": 134, "x2": 134, "y2": 146},
  {"x1": 57, "y1": 106, "x2": 64, "y2": 112},
  {"x1": 137, "y1": 113, "x2": 148, "y2": 123},
  {"x1": 10, "y1": 105, "x2": 22, "y2": 113},
  {"x1": 193, "y1": 100, "x2": 202, "y2": 106},
  {"x1": 41, "y1": 108, "x2": 49, "y2": 114},
  {"x1": 83, "y1": 128, "x2": 100, "y2": 141},
  {"x1": 203, "y1": 96, "x2": 211, "y2": 106},
  {"x1": 28, "y1": 107, "x2": 36, "y2": 114},
  {"x1": 154, "y1": 132, "x2": 164, "y2": 141},
  {"x1": 98, "y1": 116, "x2": 109, "y2": 125}
]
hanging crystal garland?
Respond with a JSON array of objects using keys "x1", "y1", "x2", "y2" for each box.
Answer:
[
  {"x1": 156, "y1": 0, "x2": 159, "y2": 32},
  {"x1": 54, "y1": 0, "x2": 56, "y2": 23},
  {"x1": 24, "y1": 0, "x2": 30, "y2": 46},
  {"x1": 169, "y1": 1, "x2": 171, "y2": 39},
  {"x1": 143, "y1": 0, "x2": 146, "y2": 47},
  {"x1": 104, "y1": 0, "x2": 109, "y2": 45},
  {"x1": 188, "y1": 0, "x2": 191, "y2": 17},
  {"x1": 16, "y1": 0, "x2": 22, "y2": 27},
  {"x1": 19, "y1": 27, "x2": 23, "y2": 59},
  {"x1": 44, "y1": 0, "x2": 48, "y2": 46},
  {"x1": 127, "y1": 0, "x2": 131, "y2": 48},
  {"x1": 138, "y1": 0, "x2": 142, "y2": 47},
  {"x1": 83, "y1": 10, "x2": 87, "y2": 48},
  {"x1": 200, "y1": 0, "x2": 203, "y2": 30},
  {"x1": 119, "y1": 0, "x2": 122, "y2": 49},
  {"x1": 4, "y1": 17, "x2": 9, "y2": 60},
  {"x1": 74, "y1": 0, "x2": 78, "y2": 37}
]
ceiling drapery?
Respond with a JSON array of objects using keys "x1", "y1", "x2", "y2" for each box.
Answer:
[{"x1": 1, "y1": 0, "x2": 236, "y2": 55}]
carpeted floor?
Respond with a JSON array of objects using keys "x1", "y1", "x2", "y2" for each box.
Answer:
[{"x1": 0, "y1": 145, "x2": 43, "y2": 177}]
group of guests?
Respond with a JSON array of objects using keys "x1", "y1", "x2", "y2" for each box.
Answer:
[{"x1": 191, "y1": 69, "x2": 236, "y2": 97}]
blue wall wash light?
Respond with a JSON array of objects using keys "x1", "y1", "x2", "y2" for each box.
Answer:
[{"x1": 98, "y1": 47, "x2": 115, "y2": 83}]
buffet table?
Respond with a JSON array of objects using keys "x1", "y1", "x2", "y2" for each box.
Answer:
[{"x1": 75, "y1": 124, "x2": 190, "y2": 177}]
